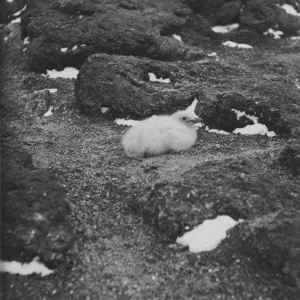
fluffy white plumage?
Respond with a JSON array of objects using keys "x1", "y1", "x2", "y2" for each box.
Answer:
[{"x1": 122, "y1": 102, "x2": 201, "y2": 158}]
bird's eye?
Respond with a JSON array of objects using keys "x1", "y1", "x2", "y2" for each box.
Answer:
[{"x1": 182, "y1": 117, "x2": 187, "y2": 120}]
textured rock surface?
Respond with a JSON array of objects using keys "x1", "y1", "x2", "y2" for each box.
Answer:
[
  {"x1": 75, "y1": 53, "x2": 208, "y2": 118},
  {"x1": 1, "y1": 134, "x2": 75, "y2": 268},
  {"x1": 21, "y1": 0, "x2": 209, "y2": 72},
  {"x1": 129, "y1": 158, "x2": 300, "y2": 242},
  {"x1": 0, "y1": 0, "x2": 27, "y2": 23},
  {"x1": 76, "y1": 53, "x2": 300, "y2": 136},
  {"x1": 240, "y1": 0, "x2": 300, "y2": 34},
  {"x1": 225, "y1": 210, "x2": 300, "y2": 290},
  {"x1": 279, "y1": 142, "x2": 300, "y2": 176}
]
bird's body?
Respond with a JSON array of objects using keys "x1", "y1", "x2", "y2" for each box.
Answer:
[{"x1": 122, "y1": 106, "x2": 201, "y2": 158}]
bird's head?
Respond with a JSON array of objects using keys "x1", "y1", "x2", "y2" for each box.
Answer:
[{"x1": 171, "y1": 110, "x2": 202, "y2": 127}]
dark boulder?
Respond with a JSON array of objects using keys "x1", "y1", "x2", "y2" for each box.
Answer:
[
  {"x1": 240, "y1": 0, "x2": 300, "y2": 34},
  {"x1": 21, "y1": 0, "x2": 210, "y2": 72},
  {"x1": 128, "y1": 158, "x2": 300, "y2": 242},
  {"x1": 279, "y1": 142, "x2": 300, "y2": 176},
  {"x1": 216, "y1": 1, "x2": 242, "y2": 25},
  {"x1": 0, "y1": 0, "x2": 27, "y2": 23},
  {"x1": 75, "y1": 53, "x2": 207, "y2": 118},
  {"x1": 1, "y1": 135, "x2": 75, "y2": 268},
  {"x1": 227, "y1": 210, "x2": 300, "y2": 289},
  {"x1": 201, "y1": 92, "x2": 291, "y2": 134}
]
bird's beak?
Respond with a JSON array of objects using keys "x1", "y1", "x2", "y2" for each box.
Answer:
[{"x1": 188, "y1": 117, "x2": 202, "y2": 123}]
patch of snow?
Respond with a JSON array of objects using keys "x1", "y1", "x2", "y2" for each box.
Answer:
[
  {"x1": 22, "y1": 48, "x2": 27, "y2": 52},
  {"x1": 207, "y1": 128, "x2": 231, "y2": 135},
  {"x1": 43, "y1": 106, "x2": 54, "y2": 117},
  {"x1": 43, "y1": 67, "x2": 79, "y2": 79},
  {"x1": 23, "y1": 36, "x2": 30, "y2": 45},
  {"x1": 12, "y1": 4, "x2": 27, "y2": 16},
  {"x1": 176, "y1": 215, "x2": 242, "y2": 253},
  {"x1": 79, "y1": 15, "x2": 83, "y2": 19},
  {"x1": 81, "y1": 44, "x2": 86, "y2": 47},
  {"x1": 172, "y1": 34, "x2": 182, "y2": 42},
  {"x1": 44, "y1": 88, "x2": 57, "y2": 94},
  {"x1": 61, "y1": 47, "x2": 68, "y2": 53},
  {"x1": 207, "y1": 52, "x2": 217, "y2": 57},
  {"x1": 72, "y1": 45, "x2": 77, "y2": 51},
  {"x1": 222, "y1": 41, "x2": 253, "y2": 49},
  {"x1": 115, "y1": 118, "x2": 140, "y2": 126},
  {"x1": 263, "y1": 28, "x2": 284, "y2": 39},
  {"x1": 6, "y1": 0, "x2": 14, "y2": 2},
  {"x1": 4, "y1": 36, "x2": 8, "y2": 43},
  {"x1": 277, "y1": 4, "x2": 300, "y2": 16},
  {"x1": 232, "y1": 109, "x2": 276, "y2": 137},
  {"x1": 11, "y1": 17, "x2": 21, "y2": 24},
  {"x1": 149, "y1": 73, "x2": 171, "y2": 83},
  {"x1": 212, "y1": 23, "x2": 239, "y2": 33},
  {"x1": 101, "y1": 107, "x2": 109, "y2": 114},
  {"x1": 290, "y1": 36, "x2": 300, "y2": 40},
  {"x1": 0, "y1": 258, "x2": 54, "y2": 277}
]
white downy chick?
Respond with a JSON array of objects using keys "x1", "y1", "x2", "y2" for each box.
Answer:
[{"x1": 122, "y1": 100, "x2": 201, "y2": 158}]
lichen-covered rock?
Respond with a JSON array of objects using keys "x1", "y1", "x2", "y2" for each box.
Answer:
[
  {"x1": 215, "y1": 1, "x2": 242, "y2": 25},
  {"x1": 75, "y1": 53, "x2": 299, "y2": 135},
  {"x1": 24, "y1": 89, "x2": 52, "y2": 116},
  {"x1": 129, "y1": 158, "x2": 300, "y2": 242},
  {"x1": 21, "y1": 0, "x2": 209, "y2": 72},
  {"x1": 0, "y1": 0, "x2": 26, "y2": 23},
  {"x1": 227, "y1": 210, "x2": 300, "y2": 289},
  {"x1": 75, "y1": 53, "x2": 207, "y2": 118},
  {"x1": 240, "y1": 0, "x2": 300, "y2": 34},
  {"x1": 1, "y1": 135, "x2": 75, "y2": 268},
  {"x1": 279, "y1": 142, "x2": 300, "y2": 176},
  {"x1": 201, "y1": 92, "x2": 291, "y2": 134}
]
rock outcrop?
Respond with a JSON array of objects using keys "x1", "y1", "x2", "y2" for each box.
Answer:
[
  {"x1": 128, "y1": 158, "x2": 300, "y2": 242},
  {"x1": 1, "y1": 128, "x2": 75, "y2": 268}
]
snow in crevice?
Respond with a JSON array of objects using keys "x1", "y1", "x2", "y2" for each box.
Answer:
[
  {"x1": 207, "y1": 52, "x2": 217, "y2": 57},
  {"x1": 172, "y1": 34, "x2": 182, "y2": 42},
  {"x1": 11, "y1": 17, "x2": 21, "y2": 24},
  {"x1": 42, "y1": 67, "x2": 79, "y2": 79},
  {"x1": 263, "y1": 28, "x2": 284, "y2": 39},
  {"x1": 148, "y1": 73, "x2": 171, "y2": 83},
  {"x1": 222, "y1": 41, "x2": 253, "y2": 49},
  {"x1": 176, "y1": 215, "x2": 243, "y2": 253},
  {"x1": 43, "y1": 106, "x2": 54, "y2": 117},
  {"x1": 23, "y1": 37, "x2": 30, "y2": 45},
  {"x1": 277, "y1": 4, "x2": 300, "y2": 16},
  {"x1": 212, "y1": 23, "x2": 239, "y2": 33},
  {"x1": 115, "y1": 118, "x2": 140, "y2": 126},
  {"x1": 232, "y1": 109, "x2": 276, "y2": 137},
  {"x1": 12, "y1": 4, "x2": 27, "y2": 16},
  {"x1": 0, "y1": 258, "x2": 54, "y2": 277}
]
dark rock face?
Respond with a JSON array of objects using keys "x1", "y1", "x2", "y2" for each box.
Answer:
[
  {"x1": 129, "y1": 158, "x2": 300, "y2": 242},
  {"x1": 0, "y1": 0, "x2": 26, "y2": 23},
  {"x1": 279, "y1": 142, "x2": 300, "y2": 176},
  {"x1": 76, "y1": 53, "x2": 298, "y2": 136},
  {"x1": 240, "y1": 0, "x2": 300, "y2": 34},
  {"x1": 1, "y1": 135, "x2": 75, "y2": 268},
  {"x1": 75, "y1": 53, "x2": 206, "y2": 118},
  {"x1": 21, "y1": 0, "x2": 210, "y2": 72},
  {"x1": 226, "y1": 210, "x2": 300, "y2": 289},
  {"x1": 201, "y1": 92, "x2": 291, "y2": 134},
  {"x1": 216, "y1": 1, "x2": 242, "y2": 25}
]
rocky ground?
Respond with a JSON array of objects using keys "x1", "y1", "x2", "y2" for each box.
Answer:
[{"x1": 1, "y1": 0, "x2": 300, "y2": 299}]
